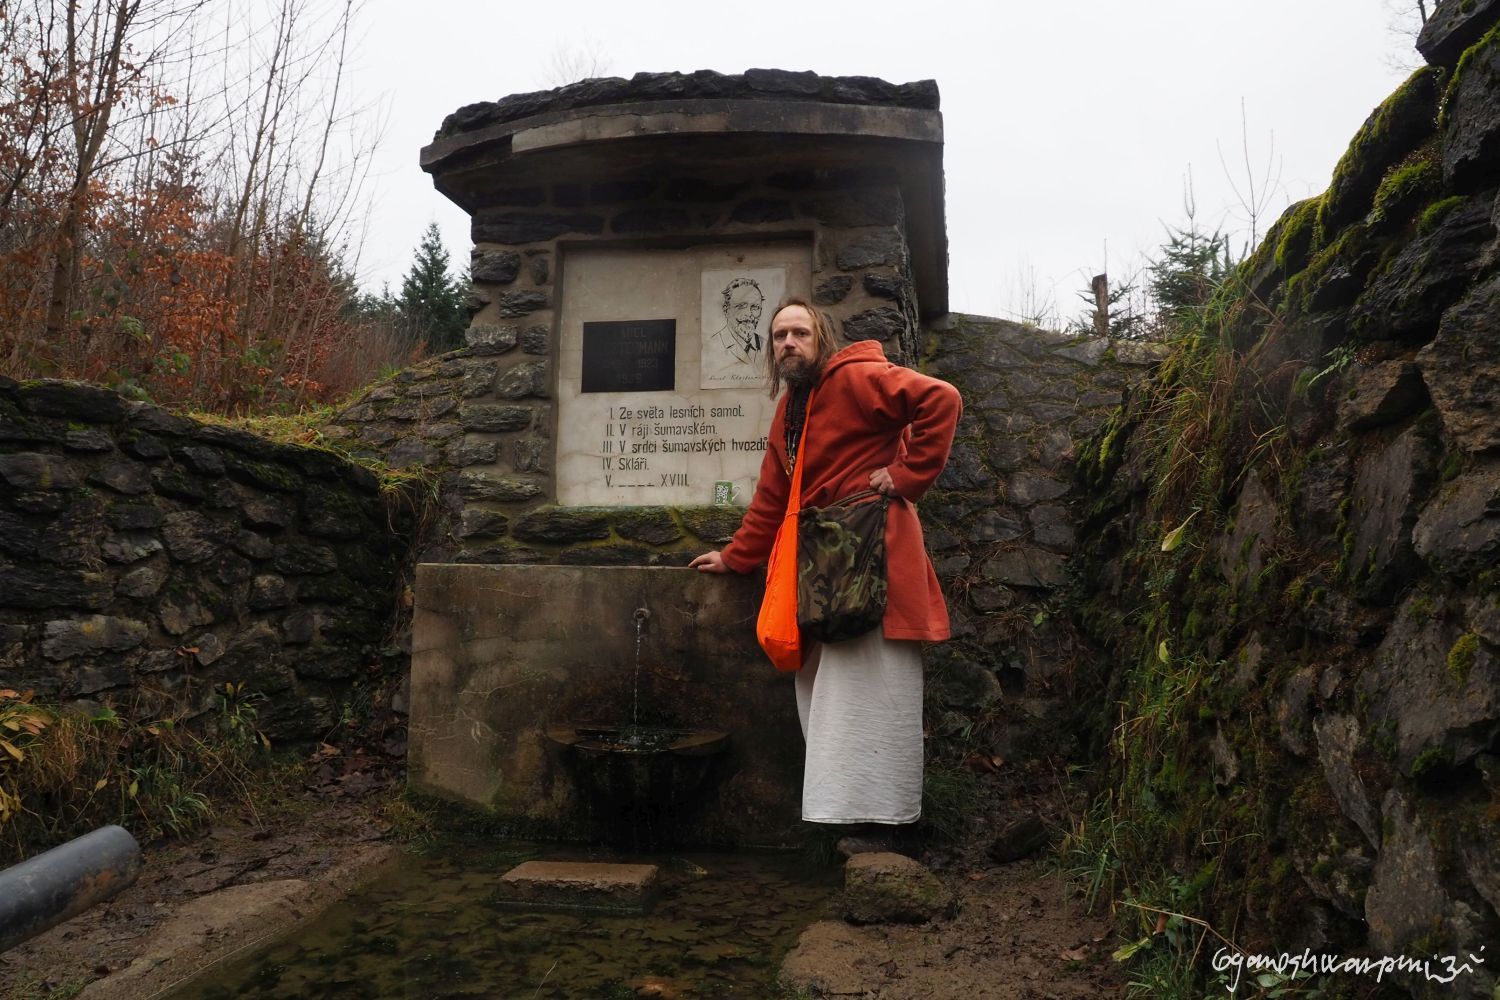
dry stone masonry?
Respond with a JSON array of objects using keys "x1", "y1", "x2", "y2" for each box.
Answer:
[
  {"x1": 0, "y1": 376, "x2": 413, "y2": 741},
  {"x1": 1076, "y1": 3, "x2": 1500, "y2": 992}
]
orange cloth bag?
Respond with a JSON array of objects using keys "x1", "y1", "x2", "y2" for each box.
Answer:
[{"x1": 756, "y1": 390, "x2": 812, "y2": 672}]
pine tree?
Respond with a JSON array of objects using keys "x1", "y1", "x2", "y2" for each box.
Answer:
[{"x1": 394, "y1": 223, "x2": 467, "y2": 353}]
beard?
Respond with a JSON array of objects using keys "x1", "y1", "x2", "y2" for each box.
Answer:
[{"x1": 777, "y1": 354, "x2": 818, "y2": 389}]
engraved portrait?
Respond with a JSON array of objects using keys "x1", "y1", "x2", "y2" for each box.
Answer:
[{"x1": 700, "y1": 266, "x2": 786, "y2": 389}]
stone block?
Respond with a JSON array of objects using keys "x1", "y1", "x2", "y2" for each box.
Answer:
[
  {"x1": 273, "y1": 542, "x2": 339, "y2": 575},
  {"x1": 175, "y1": 446, "x2": 225, "y2": 475},
  {"x1": 0, "y1": 452, "x2": 82, "y2": 491},
  {"x1": 222, "y1": 454, "x2": 303, "y2": 493},
  {"x1": 472, "y1": 211, "x2": 604, "y2": 244},
  {"x1": 813, "y1": 275, "x2": 852, "y2": 305},
  {"x1": 1350, "y1": 197, "x2": 1492, "y2": 342},
  {"x1": 496, "y1": 861, "x2": 659, "y2": 912},
  {"x1": 729, "y1": 198, "x2": 793, "y2": 224},
  {"x1": 521, "y1": 325, "x2": 549, "y2": 355},
  {"x1": 1413, "y1": 458, "x2": 1500, "y2": 578},
  {"x1": 842, "y1": 306, "x2": 906, "y2": 342},
  {"x1": 988, "y1": 814, "x2": 1049, "y2": 863},
  {"x1": 458, "y1": 508, "x2": 509, "y2": 539},
  {"x1": 803, "y1": 190, "x2": 903, "y2": 228},
  {"x1": 465, "y1": 324, "x2": 518, "y2": 355},
  {"x1": 981, "y1": 548, "x2": 1067, "y2": 589},
  {"x1": 512, "y1": 507, "x2": 609, "y2": 541},
  {"x1": 0, "y1": 567, "x2": 111, "y2": 610},
  {"x1": 460, "y1": 472, "x2": 544, "y2": 503},
  {"x1": 450, "y1": 441, "x2": 498, "y2": 467},
  {"x1": 41, "y1": 615, "x2": 147, "y2": 660},
  {"x1": 1337, "y1": 358, "x2": 1429, "y2": 432},
  {"x1": 1365, "y1": 790, "x2": 1480, "y2": 960},
  {"x1": 1217, "y1": 470, "x2": 1278, "y2": 594},
  {"x1": 241, "y1": 494, "x2": 294, "y2": 529},
  {"x1": 498, "y1": 291, "x2": 548, "y2": 318},
  {"x1": 1358, "y1": 589, "x2": 1500, "y2": 774},
  {"x1": 101, "y1": 533, "x2": 163, "y2": 564},
  {"x1": 1314, "y1": 714, "x2": 1380, "y2": 848},
  {"x1": 461, "y1": 404, "x2": 533, "y2": 433},
  {"x1": 613, "y1": 509, "x2": 683, "y2": 546},
  {"x1": 161, "y1": 511, "x2": 231, "y2": 563},
  {"x1": 107, "y1": 502, "x2": 163, "y2": 531},
  {"x1": 1443, "y1": 28, "x2": 1500, "y2": 190},
  {"x1": 248, "y1": 574, "x2": 291, "y2": 610},
  {"x1": 1348, "y1": 423, "x2": 1437, "y2": 601},
  {"x1": 17, "y1": 381, "x2": 126, "y2": 422},
  {"x1": 386, "y1": 438, "x2": 441, "y2": 469},
  {"x1": 834, "y1": 231, "x2": 903, "y2": 271},
  {"x1": 1417, "y1": 0, "x2": 1500, "y2": 66},
  {"x1": 610, "y1": 206, "x2": 692, "y2": 233},
  {"x1": 420, "y1": 421, "x2": 461, "y2": 442},
  {"x1": 1418, "y1": 274, "x2": 1500, "y2": 452},
  {"x1": 862, "y1": 271, "x2": 904, "y2": 301},
  {"x1": 117, "y1": 565, "x2": 165, "y2": 599},
  {"x1": 496, "y1": 361, "x2": 549, "y2": 399},
  {"x1": 302, "y1": 486, "x2": 370, "y2": 540},
  {"x1": 512, "y1": 436, "x2": 547, "y2": 474},
  {"x1": 119, "y1": 431, "x2": 168, "y2": 460},
  {"x1": 471, "y1": 249, "x2": 520, "y2": 284},
  {"x1": 1007, "y1": 470, "x2": 1069, "y2": 506},
  {"x1": 841, "y1": 852, "x2": 953, "y2": 924},
  {"x1": 63, "y1": 428, "x2": 113, "y2": 452}
]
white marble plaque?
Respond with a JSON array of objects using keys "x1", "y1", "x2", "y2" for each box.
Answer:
[
  {"x1": 700, "y1": 267, "x2": 785, "y2": 390},
  {"x1": 557, "y1": 244, "x2": 810, "y2": 507}
]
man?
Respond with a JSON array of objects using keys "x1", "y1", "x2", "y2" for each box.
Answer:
[
  {"x1": 711, "y1": 277, "x2": 766, "y2": 364},
  {"x1": 691, "y1": 298, "x2": 962, "y2": 840}
]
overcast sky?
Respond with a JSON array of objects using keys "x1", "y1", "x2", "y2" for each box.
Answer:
[{"x1": 344, "y1": 0, "x2": 1419, "y2": 325}]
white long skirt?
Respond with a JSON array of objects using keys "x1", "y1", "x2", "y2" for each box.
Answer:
[{"x1": 794, "y1": 629, "x2": 924, "y2": 824}]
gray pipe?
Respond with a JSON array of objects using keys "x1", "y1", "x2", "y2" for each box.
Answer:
[{"x1": 0, "y1": 825, "x2": 143, "y2": 953}]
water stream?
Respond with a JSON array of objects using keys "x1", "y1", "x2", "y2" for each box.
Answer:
[{"x1": 169, "y1": 840, "x2": 836, "y2": 999}]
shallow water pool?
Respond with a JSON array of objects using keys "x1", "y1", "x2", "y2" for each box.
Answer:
[{"x1": 170, "y1": 841, "x2": 837, "y2": 999}]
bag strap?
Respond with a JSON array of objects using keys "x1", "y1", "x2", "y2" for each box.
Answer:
[
  {"x1": 785, "y1": 387, "x2": 814, "y2": 517},
  {"x1": 822, "y1": 488, "x2": 887, "y2": 507}
]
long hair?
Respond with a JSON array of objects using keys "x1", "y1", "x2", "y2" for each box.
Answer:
[{"x1": 765, "y1": 297, "x2": 840, "y2": 398}]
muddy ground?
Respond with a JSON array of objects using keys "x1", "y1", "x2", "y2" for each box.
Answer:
[{"x1": 0, "y1": 749, "x2": 1123, "y2": 1000}]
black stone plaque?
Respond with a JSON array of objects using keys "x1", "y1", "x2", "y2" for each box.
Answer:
[{"x1": 581, "y1": 319, "x2": 676, "y2": 393}]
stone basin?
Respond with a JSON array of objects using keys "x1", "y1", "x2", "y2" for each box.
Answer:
[
  {"x1": 546, "y1": 724, "x2": 729, "y2": 757},
  {"x1": 545, "y1": 725, "x2": 730, "y2": 833}
]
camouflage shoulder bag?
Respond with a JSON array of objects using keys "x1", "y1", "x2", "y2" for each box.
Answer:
[{"x1": 796, "y1": 488, "x2": 890, "y2": 643}]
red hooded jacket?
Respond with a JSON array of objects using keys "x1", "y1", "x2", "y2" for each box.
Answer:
[{"x1": 720, "y1": 340, "x2": 963, "y2": 642}]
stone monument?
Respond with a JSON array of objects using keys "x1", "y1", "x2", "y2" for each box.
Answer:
[{"x1": 406, "y1": 70, "x2": 949, "y2": 846}]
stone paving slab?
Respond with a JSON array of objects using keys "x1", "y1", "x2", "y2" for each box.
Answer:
[{"x1": 496, "y1": 861, "x2": 661, "y2": 913}]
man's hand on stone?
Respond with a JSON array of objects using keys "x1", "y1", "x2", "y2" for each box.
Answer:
[
  {"x1": 869, "y1": 467, "x2": 896, "y2": 496},
  {"x1": 690, "y1": 550, "x2": 729, "y2": 573}
]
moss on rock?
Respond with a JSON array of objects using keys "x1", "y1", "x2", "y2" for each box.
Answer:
[
  {"x1": 1369, "y1": 146, "x2": 1440, "y2": 229},
  {"x1": 1274, "y1": 198, "x2": 1323, "y2": 273},
  {"x1": 1417, "y1": 193, "x2": 1466, "y2": 232},
  {"x1": 1318, "y1": 66, "x2": 1441, "y2": 239}
]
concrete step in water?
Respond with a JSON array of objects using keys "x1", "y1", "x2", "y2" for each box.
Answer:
[{"x1": 495, "y1": 861, "x2": 661, "y2": 914}]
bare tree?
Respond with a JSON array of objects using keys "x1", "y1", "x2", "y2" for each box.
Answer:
[
  {"x1": 1384, "y1": 0, "x2": 1431, "y2": 70},
  {"x1": 1, "y1": 0, "x2": 390, "y2": 412},
  {"x1": 542, "y1": 38, "x2": 613, "y2": 87},
  {"x1": 41, "y1": 1, "x2": 211, "y2": 346}
]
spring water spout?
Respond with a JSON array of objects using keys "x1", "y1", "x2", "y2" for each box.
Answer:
[{"x1": 632, "y1": 607, "x2": 650, "y2": 726}]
